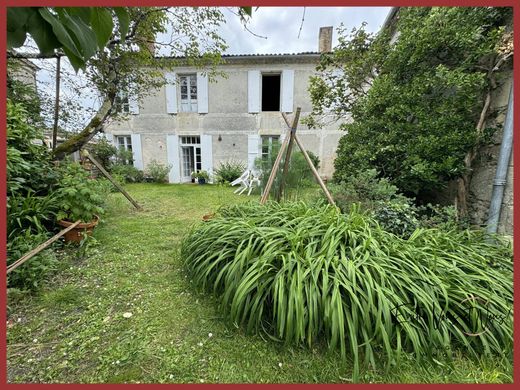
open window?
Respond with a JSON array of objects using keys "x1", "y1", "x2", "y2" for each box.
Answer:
[{"x1": 261, "y1": 73, "x2": 281, "y2": 111}]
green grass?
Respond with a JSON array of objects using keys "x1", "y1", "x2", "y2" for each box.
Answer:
[{"x1": 6, "y1": 184, "x2": 513, "y2": 383}]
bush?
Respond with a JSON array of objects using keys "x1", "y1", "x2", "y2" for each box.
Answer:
[
  {"x1": 55, "y1": 162, "x2": 109, "y2": 223},
  {"x1": 111, "y1": 164, "x2": 144, "y2": 183},
  {"x1": 215, "y1": 160, "x2": 246, "y2": 184},
  {"x1": 146, "y1": 160, "x2": 171, "y2": 183},
  {"x1": 91, "y1": 137, "x2": 117, "y2": 169},
  {"x1": 182, "y1": 202, "x2": 512, "y2": 381}
]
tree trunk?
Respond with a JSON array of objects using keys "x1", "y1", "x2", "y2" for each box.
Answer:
[{"x1": 53, "y1": 99, "x2": 113, "y2": 160}]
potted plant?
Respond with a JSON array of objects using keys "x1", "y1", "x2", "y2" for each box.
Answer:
[
  {"x1": 190, "y1": 171, "x2": 196, "y2": 183},
  {"x1": 55, "y1": 163, "x2": 108, "y2": 243},
  {"x1": 196, "y1": 170, "x2": 209, "y2": 184}
]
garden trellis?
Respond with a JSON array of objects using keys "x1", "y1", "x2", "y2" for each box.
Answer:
[{"x1": 259, "y1": 107, "x2": 335, "y2": 205}]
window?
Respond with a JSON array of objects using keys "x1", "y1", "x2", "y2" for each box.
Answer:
[
  {"x1": 261, "y1": 135, "x2": 279, "y2": 160},
  {"x1": 116, "y1": 135, "x2": 133, "y2": 165},
  {"x1": 261, "y1": 73, "x2": 281, "y2": 111},
  {"x1": 179, "y1": 74, "x2": 198, "y2": 112},
  {"x1": 114, "y1": 91, "x2": 130, "y2": 113},
  {"x1": 180, "y1": 136, "x2": 201, "y2": 180}
]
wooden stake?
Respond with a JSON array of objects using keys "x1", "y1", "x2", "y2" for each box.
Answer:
[
  {"x1": 260, "y1": 129, "x2": 291, "y2": 204},
  {"x1": 7, "y1": 220, "x2": 81, "y2": 274},
  {"x1": 83, "y1": 151, "x2": 142, "y2": 210},
  {"x1": 294, "y1": 134, "x2": 336, "y2": 206},
  {"x1": 278, "y1": 108, "x2": 301, "y2": 201}
]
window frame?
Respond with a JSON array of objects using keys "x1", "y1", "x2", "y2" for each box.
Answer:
[{"x1": 178, "y1": 74, "x2": 198, "y2": 113}]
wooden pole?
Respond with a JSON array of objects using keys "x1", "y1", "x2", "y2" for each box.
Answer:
[
  {"x1": 7, "y1": 220, "x2": 81, "y2": 274},
  {"x1": 52, "y1": 55, "x2": 61, "y2": 151},
  {"x1": 277, "y1": 108, "x2": 301, "y2": 201},
  {"x1": 294, "y1": 134, "x2": 336, "y2": 206},
  {"x1": 259, "y1": 129, "x2": 291, "y2": 205},
  {"x1": 83, "y1": 151, "x2": 142, "y2": 210}
]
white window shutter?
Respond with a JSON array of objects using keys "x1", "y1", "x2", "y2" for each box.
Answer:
[
  {"x1": 104, "y1": 133, "x2": 114, "y2": 146},
  {"x1": 129, "y1": 92, "x2": 139, "y2": 114},
  {"x1": 201, "y1": 134, "x2": 213, "y2": 179},
  {"x1": 248, "y1": 134, "x2": 260, "y2": 169},
  {"x1": 197, "y1": 73, "x2": 209, "y2": 114},
  {"x1": 248, "y1": 70, "x2": 260, "y2": 113},
  {"x1": 165, "y1": 72, "x2": 177, "y2": 114},
  {"x1": 167, "y1": 134, "x2": 180, "y2": 183},
  {"x1": 281, "y1": 69, "x2": 294, "y2": 113},
  {"x1": 130, "y1": 134, "x2": 143, "y2": 170}
]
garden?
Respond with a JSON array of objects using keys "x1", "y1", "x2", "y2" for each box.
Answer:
[{"x1": 6, "y1": 5, "x2": 514, "y2": 385}]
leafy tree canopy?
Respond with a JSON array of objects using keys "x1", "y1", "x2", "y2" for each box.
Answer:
[{"x1": 306, "y1": 7, "x2": 512, "y2": 199}]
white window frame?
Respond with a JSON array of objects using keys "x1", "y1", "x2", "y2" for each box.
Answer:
[
  {"x1": 179, "y1": 74, "x2": 198, "y2": 112},
  {"x1": 180, "y1": 136, "x2": 202, "y2": 180},
  {"x1": 115, "y1": 91, "x2": 130, "y2": 114},
  {"x1": 261, "y1": 135, "x2": 280, "y2": 160},
  {"x1": 116, "y1": 135, "x2": 133, "y2": 165}
]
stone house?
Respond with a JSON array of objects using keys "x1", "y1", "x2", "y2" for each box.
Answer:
[{"x1": 103, "y1": 27, "x2": 343, "y2": 183}]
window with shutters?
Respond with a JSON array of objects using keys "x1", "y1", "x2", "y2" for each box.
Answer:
[
  {"x1": 179, "y1": 74, "x2": 198, "y2": 112},
  {"x1": 261, "y1": 73, "x2": 281, "y2": 111},
  {"x1": 116, "y1": 135, "x2": 133, "y2": 165},
  {"x1": 114, "y1": 91, "x2": 130, "y2": 114}
]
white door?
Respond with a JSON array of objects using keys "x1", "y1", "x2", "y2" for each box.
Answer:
[{"x1": 180, "y1": 136, "x2": 201, "y2": 182}]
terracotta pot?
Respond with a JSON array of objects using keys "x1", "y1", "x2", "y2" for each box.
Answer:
[{"x1": 58, "y1": 215, "x2": 99, "y2": 243}]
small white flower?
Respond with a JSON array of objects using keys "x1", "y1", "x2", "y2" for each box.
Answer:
[
  {"x1": 122, "y1": 312, "x2": 133, "y2": 318},
  {"x1": 116, "y1": 360, "x2": 120, "y2": 364},
  {"x1": 17, "y1": 318, "x2": 22, "y2": 322},
  {"x1": 33, "y1": 338, "x2": 38, "y2": 343},
  {"x1": 197, "y1": 342, "x2": 203, "y2": 347},
  {"x1": 200, "y1": 379, "x2": 205, "y2": 383},
  {"x1": 278, "y1": 362, "x2": 283, "y2": 368},
  {"x1": 169, "y1": 374, "x2": 174, "y2": 379},
  {"x1": 208, "y1": 333, "x2": 213, "y2": 338},
  {"x1": 27, "y1": 358, "x2": 33, "y2": 363}
]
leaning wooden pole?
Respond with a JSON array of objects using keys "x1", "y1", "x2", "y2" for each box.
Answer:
[
  {"x1": 260, "y1": 129, "x2": 291, "y2": 205},
  {"x1": 7, "y1": 220, "x2": 81, "y2": 274},
  {"x1": 277, "y1": 108, "x2": 301, "y2": 201},
  {"x1": 82, "y1": 150, "x2": 142, "y2": 210},
  {"x1": 294, "y1": 134, "x2": 336, "y2": 206}
]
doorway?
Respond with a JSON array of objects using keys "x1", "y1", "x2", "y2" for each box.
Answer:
[{"x1": 180, "y1": 136, "x2": 201, "y2": 182}]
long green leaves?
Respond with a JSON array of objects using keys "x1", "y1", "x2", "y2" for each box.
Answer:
[{"x1": 181, "y1": 202, "x2": 513, "y2": 381}]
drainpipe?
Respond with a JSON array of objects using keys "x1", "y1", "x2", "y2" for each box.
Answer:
[{"x1": 486, "y1": 85, "x2": 513, "y2": 234}]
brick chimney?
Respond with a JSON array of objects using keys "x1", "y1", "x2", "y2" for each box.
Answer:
[{"x1": 318, "y1": 26, "x2": 333, "y2": 53}]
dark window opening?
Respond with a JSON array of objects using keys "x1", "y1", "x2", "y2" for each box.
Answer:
[{"x1": 262, "y1": 74, "x2": 281, "y2": 111}]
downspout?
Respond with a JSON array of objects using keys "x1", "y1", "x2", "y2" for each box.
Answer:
[{"x1": 486, "y1": 85, "x2": 513, "y2": 234}]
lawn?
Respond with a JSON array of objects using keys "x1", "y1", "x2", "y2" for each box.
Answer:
[{"x1": 6, "y1": 184, "x2": 513, "y2": 383}]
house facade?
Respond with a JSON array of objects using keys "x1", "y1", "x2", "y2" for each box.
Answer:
[{"x1": 103, "y1": 28, "x2": 343, "y2": 183}]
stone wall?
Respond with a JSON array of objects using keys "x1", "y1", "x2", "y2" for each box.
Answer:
[{"x1": 468, "y1": 68, "x2": 513, "y2": 235}]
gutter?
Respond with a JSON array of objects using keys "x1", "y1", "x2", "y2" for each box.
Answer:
[{"x1": 486, "y1": 85, "x2": 513, "y2": 234}]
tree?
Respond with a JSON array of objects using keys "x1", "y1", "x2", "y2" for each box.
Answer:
[
  {"x1": 7, "y1": 7, "x2": 231, "y2": 158},
  {"x1": 306, "y1": 7, "x2": 512, "y2": 215}
]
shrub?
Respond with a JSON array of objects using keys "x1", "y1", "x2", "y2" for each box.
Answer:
[
  {"x1": 111, "y1": 164, "x2": 144, "y2": 183},
  {"x1": 181, "y1": 202, "x2": 512, "y2": 380},
  {"x1": 215, "y1": 160, "x2": 246, "y2": 184},
  {"x1": 91, "y1": 137, "x2": 117, "y2": 169},
  {"x1": 146, "y1": 160, "x2": 171, "y2": 183},
  {"x1": 55, "y1": 162, "x2": 109, "y2": 223}
]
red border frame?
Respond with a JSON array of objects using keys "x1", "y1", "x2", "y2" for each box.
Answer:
[{"x1": 1, "y1": 1, "x2": 517, "y2": 387}]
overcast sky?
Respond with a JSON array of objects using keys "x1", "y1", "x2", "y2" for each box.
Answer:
[{"x1": 33, "y1": 6, "x2": 391, "y2": 131}]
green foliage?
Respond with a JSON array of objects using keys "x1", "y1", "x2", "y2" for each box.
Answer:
[
  {"x1": 55, "y1": 162, "x2": 108, "y2": 222},
  {"x1": 195, "y1": 170, "x2": 210, "y2": 182},
  {"x1": 110, "y1": 164, "x2": 144, "y2": 183},
  {"x1": 215, "y1": 160, "x2": 246, "y2": 184},
  {"x1": 7, "y1": 61, "x2": 42, "y2": 125},
  {"x1": 328, "y1": 169, "x2": 466, "y2": 237},
  {"x1": 8, "y1": 7, "x2": 130, "y2": 71},
  {"x1": 255, "y1": 143, "x2": 320, "y2": 200},
  {"x1": 145, "y1": 160, "x2": 171, "y2": 183},
  {"x1": 182, "y1": 201, "x2": 512, "y2": 381},
  {"x1": 91, "y1": 137, "x2": 117, "y2": 169},
  {"x1": 307, "y1": 7, "x2": 512, "y2": 198}
]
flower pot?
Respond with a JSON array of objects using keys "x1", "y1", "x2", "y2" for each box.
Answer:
[
  {"x1": 191, "y1": 178, "x2": 195, "y2": 183},
  {"x1": 58, "y1": 215, "x2": 99, "y2": 243},
  {"x1": 198, "y1": 178, "x2": 206, "y2": 185}
]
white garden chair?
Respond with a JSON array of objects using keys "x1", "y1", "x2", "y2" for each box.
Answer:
[{"x1": 231, "y1": 169, "x2": 260, "y2": 196}]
